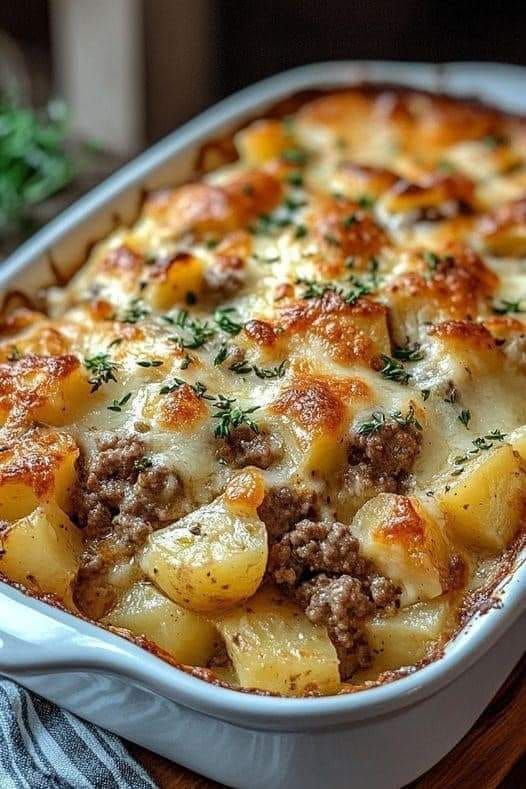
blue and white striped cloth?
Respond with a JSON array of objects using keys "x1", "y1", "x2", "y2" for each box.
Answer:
[{"x1": 0, "y1": 679, "x2": 156, "y2": 788}]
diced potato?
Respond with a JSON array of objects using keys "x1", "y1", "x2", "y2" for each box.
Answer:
[
  {"x1": 0, "y1": 355, "x2": 91, "y2": 427},
  {"x1": 435, "y1": 443, "x2": 526, "y2": 552},
  {"x1": 235, "y1": 119, "x2": 289, "y2": 164},
  {"x1": 351, "y1": 493, "x2": 453, "y2": 605},
  {"x1": 145, "y1": 253, "x2": 204, "y2": 310},
  {"x1": 0, "y1": 503, "x2": 82, "y2": 608},
  {"x1": 0, "y1": 430, "x2": 79, "y2": 521},
  {"x1": 358, "y1": 594, "x2": 455, "y2": 678},
  {"x1": 104, "y1": 581, "x2": 217, "y2": 665},
  {"x1": 140, "y1": 469, "x2": 268, "y2": 612},
  {"x1": 214, "y1": 586, "x2": 340, "y2": 696}
]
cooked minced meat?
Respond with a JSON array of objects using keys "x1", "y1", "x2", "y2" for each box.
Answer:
[
  {"x1": 257, "y1": 486, "x2": 318, "y2": 542},
  {"x1": 345, "y1": 418, "x2": 421, "y2": 498},
  {"x1": 268, "y1": 519, "x2": 400, "y2": 679},
  {"x1": 73, "y1": 432, "x2": 181, "y2": 618},
  {"x1": 216, "y1": 425, "x2": 281, "y2": 469}
]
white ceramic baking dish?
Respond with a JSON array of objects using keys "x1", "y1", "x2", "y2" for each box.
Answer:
[{"x1": 0, "y1": 62, "x2": 525, "y2": 789}]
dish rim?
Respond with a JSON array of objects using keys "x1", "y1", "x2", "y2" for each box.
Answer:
[{"x1": 1, "y1": 60, "x2": 525, "y2": 729}]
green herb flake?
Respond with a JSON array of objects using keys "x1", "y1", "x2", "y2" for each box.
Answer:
[
  {"x1": 84, "y1": 353, "x2": 119, "y2": 392},
  {"x1": 394, "y1": 342, "x2": 425, "y2": 362},
  {"x1": 378, "y1": 355, "x2": 411, "y2": 385},
  {"x1": 458, "y1": 409, "x2": 471, "y2": 429},
  {"x1": 212, "y1": 396, "x2": 260, "y2": 438},
  {"x1": 214, "y1": 307, "x2": 243, "y2": 336},
  {"x1": 107, "y1": 392, "x2": 132, "y2": 412}
]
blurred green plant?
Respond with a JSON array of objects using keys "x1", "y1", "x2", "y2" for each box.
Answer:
[{"x1": 0, "y1": 98, "x2": 75, "y2": 232}]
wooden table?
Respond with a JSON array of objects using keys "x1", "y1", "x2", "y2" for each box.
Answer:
[{"x1": 129, "y1": 655, "x2": 525, "y2": 789}]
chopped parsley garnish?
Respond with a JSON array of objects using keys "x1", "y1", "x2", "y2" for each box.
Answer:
[
  {"x1": 119, "y1": 299, "x2": 150, "y2": 324},
  {"x1": 107, "y1": 392, "x2": 132, "y2": 412},
  {"x1": 136, "y1": 359, "x2": 164, "y2": 368},
  {"x1": 378, "y1": 355, "x2": 411, "y2": 385},
  {"x1": 214, "y1": 307, "x2": 243, "y2": 336},
  {"x1": 492, "y1": 299, "x2": 524, "y2": 315},
  {"x1": 84, "y1": 353, "x2": 119, "y2": 392},
  {"x1": 212, "y1": 396, "x2": 260, "y2": 438},
  {"x1": 458, "y1": 409, "x2": 471, "y2": 429},
  {"x1": 253, "y1": 360, "x2": 288, "y2": 379},
  {"x1": 394, "y1": 342, "x2": 425, "y2": 362}
]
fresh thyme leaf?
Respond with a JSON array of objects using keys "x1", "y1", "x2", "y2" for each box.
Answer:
[
  {"x1": 253, "y1": 360, "x2": 288, "y2": 379},
  {"x1": 485, "y1": 429, "x2": 507, "y2": 441},
  {"x1": 444, "y1": 382, "x2": 458, "y2": 404},
  {"x1": 378, "y1": 355, "x2": 411, "y2": 385},
  {"x1": 120, "y1": 299, "x2": 150, "y2": 324},
  {"x1": 391, "y1": 405, "x2": 423, "y2": 431},
  {"x1": 357, "y1": 411, "x2": 386, "y2": 436},
  {"x1": 107, "y1": 338, "x2": 123, "y2": 349},
  {"x1": 84, "y1": 353, "x2": 119, "y2": 392},
  {"x1": 169, "y1": 311, "x2": 216, "y2": 349},
  {"x1": 214, "y1": 307, "x2": 243, "y2": 336},
  {"x1": 394, "y1": 342, "x2": 425, "y2": 362},
  {"x1": 6, "y1": 345, "x2": 22, "y2": 362},
  {"x1": 287, "y1": 171, "x2": 304, "y2": 187},
  {"x1": 281, "y1": 147, "x2": 307, "y2": 166},
  {"x1": 212, "y1": 396, "x2": 260, "y2": 438},
  {"x1": 159, "y1": 377, "x2": 214, "y2": 399},
  {"x1": 229, "y1": 360, "x2": 253, "y2": 375},
  {"x1": 458, "y1": 409, "x2": 471, "y2": 428},
  {"x1": 294, "y1": 223, "x2": 308, "y2": 239},
  {"x1": 343, "y1": 213, "x2": 358, "y2": 228},
  {"x1": 214, "y1": 342, "x2": 229, "y2": 366},
  {"x1": 136, "y1": 359, "x2": 164, "y2": 368},
  {"x1": 180, "y1": 354, "x2": 193, "y2": 369},
  {"x1": 357, "y1": 195, "x2": 375, "y2": 209},
  {"x1": 107, "y1": 392, "x2": 132, "y2": 412},
  {"x1": 492, "y1": 299, "x2": 524, "y2": 315},
  {"x1": 421, "y1": 388, "x2": 431, "y2": 401},
  {"x1": 451, "y1": 429, "x2": 507, "y2": 473},
  {"x1": 424, "y1": 251, "x2": 440, "y2": 271}
]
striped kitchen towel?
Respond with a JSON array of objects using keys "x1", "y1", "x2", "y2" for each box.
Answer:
[{"x1": 0, "y1": 678, "x2": 156, "y2": 788}]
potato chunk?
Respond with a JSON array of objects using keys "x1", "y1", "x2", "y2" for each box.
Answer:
[
  {"x1": 214, "y1": 586, "x2": 339, "y2": 696},
  {"x1": 0, "y1": 503, "x2": 81, "y2": 608},
  {"x1": 351, "y1": 493, "x2": 453, "y2": 605},
  {"x1": 0, "y1": 429, "x2": 78, "y2": 521},
  {"x1": 140, "y1": 469, "x2": 268, "y2": 612},
  {"x1": 145, "y1": 253, "x2": 204, "y2": 310},
  {"x1": 358, "y1": 595, "x2": 455, "y2": 678},
  {"x1": 104, "y1": 581, "x2": 217, "y2": 665},
  {"x1": 435, "y1": 443, "x2": 526, "y2": 552}
]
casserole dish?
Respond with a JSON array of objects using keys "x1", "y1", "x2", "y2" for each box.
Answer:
[{"x1": 0, "y1": 61, "x2": 525, "y2": 788}]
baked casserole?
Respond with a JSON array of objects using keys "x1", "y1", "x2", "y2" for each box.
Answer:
[{"x1": 1, "y1": 86, "x2": 526, "y2": 696}]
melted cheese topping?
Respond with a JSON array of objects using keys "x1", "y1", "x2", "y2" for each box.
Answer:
[{"x1": 2, "y1": 86, "x2": 526, "y2": 695}]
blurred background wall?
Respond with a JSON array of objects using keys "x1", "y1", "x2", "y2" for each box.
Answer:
[{"x1": 1, "y1": 0, "x2": 525, "y2": 154}]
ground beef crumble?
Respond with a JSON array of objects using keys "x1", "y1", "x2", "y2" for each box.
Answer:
[
  {"x1": 72, "y1": 432, "x2": 181, "y2": 618},
  {"x1": 257, "y1": 485, "x2": 318, "y2": 542},
  {"x1": 216, "y1": 425, "x2": 281, "y2": 469},
  {"x1": 345, "y1": 418, "x2": 421, "y2": 499},
  {"x1": 268, "y1": 519, "x2": 400, "y2": 679}
]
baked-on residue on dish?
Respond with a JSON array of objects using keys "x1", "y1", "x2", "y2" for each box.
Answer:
[{"x1": 1, "y1": 85, "x2": 526, "y2": 696}]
